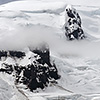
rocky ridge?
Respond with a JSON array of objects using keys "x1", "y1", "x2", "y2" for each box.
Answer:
[{"x1": 0, "y1": 45, "x2": 60, "y2": 92}]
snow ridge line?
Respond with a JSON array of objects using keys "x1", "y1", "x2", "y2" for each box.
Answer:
[
  {"x1": 52, "y1": 83, "x2": 73, "y2": 93},
  {"x1": 15, "y1": 85, "x2": 29, "y2": 100},
  {"x1": 21, "y1": 10, "x2": 60, "y2": 15},
  {"x1": 21, "y1": 5, "x2": 66, "y2": 15},
  {"x1": 72, "y1": 4, "x2": 100, "y2": 8}
]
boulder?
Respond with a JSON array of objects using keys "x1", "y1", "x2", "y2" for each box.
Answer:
[
  {"x1": 65, "y1": 5, "x2": 85, "y2": 40},
  {"x1": 0, "y1": 45, "x2": 60, "y2": 92}
]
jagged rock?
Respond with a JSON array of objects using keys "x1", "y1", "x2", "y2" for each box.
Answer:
[
  {"x1": 8, "y1": 51, "x2": 25, "y2": 58},
  {"x1": 0, "y1": 50, "x2": 25, "y2": 59},
  {"x1": 31, "y1": 44, "x2": 51, "y2": 66},
  {"x1": 0, "y1": 51, "x2": 7, "y2": 59},
  {"x1": 65, "y1": 5, "x2": 85, "y2": 40},
  {"x1": 0, "y1": 63, "x2": 13, "y2": 74},
  {"x1": 0, "y1": 46, "x2": 60, "y2": 92}
]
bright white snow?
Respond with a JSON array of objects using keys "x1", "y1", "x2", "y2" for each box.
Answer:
[{"x1": 0, "y1": 0, "x2": 100, "y2": 100}]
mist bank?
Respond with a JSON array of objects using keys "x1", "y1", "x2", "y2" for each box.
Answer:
[{"x1": 0, "y1": 25, "x2": 99, "y2": 58}]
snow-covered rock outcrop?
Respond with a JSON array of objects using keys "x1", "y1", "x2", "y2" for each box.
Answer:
[
  {"x1": 65, "y1": 5, "x2": 85, "y2": 40},
  {"x1": 0, "y1": 45, "x2": 60, "y2": 92}
]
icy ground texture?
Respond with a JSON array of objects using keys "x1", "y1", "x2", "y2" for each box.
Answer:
[
  {"x1": 65, "y1": 5, "x2": 85, "y2": 40},
  {"x1": 0, "y1": 0, "x2": 100, "y2": 100}
]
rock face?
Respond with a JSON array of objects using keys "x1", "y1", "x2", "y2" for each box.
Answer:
[
  {"x1": 65, "y1": 5, "x2": 85, "y2": 40},
  {"x1": 0, "y1": 46, "x2": 60, "y2": 92}
]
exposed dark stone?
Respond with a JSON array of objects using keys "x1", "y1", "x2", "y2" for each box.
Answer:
[
  {"x1": 28, "y1": 78, "x2": 38, "y2": 91},
  {"x1": 65, "y1": 6, "x2": 85, "y2": 40},
  {"x1": 0, "y1": 63, "x2": 13, "y2": 74},
  {"x1": 21, "y1": 61, "x2": 60, "y2": 91},
  {"x1": 0, "y1": 51, "x2": 7, "y2": 59},
  {"x1": 0, "y1": 50, "x2": 25, "y2": 59},
  {"x1": 49, "y1": 63, "x2": 60, "y2": 80},
  {"x1": 0, "y1": 47, "x2": 60, "y2": 92},
  {"x1": 9, "y1": 51, "x2": 25, "y2": 58},
  {"x1": 66, "y1": 9, "x2": 75, "y2": 18},
  {"x1": 32, "y1": 47, "x2": 51, "y2": 66}
]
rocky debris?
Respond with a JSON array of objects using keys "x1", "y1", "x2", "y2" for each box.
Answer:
[
  {"x1": 0, "y1": 63, "x2": 13, "y2": 74},
  {"x1": 0, "y1": 46, "x2": 60, "y2": 92},
  {"x1": 9, "y1": 51, "x2": 25, "y2": 58},
  {"x1": 32, "y1": 44, "x2": 51, "y2": 66},
  {"x1": 0, "y1": 50, "x2": 25, "y2": 60},
  {"x1": 0, "y1": 51, "x2": 7, "y2": 59},
  {"x1": 65, "y1": 5, "x2": 85, "y2": 40}
]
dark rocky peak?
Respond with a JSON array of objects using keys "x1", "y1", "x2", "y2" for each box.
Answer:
[
  {"x1": 0, "y1": 50, "x2": 25, "y2": 60},
  {"x1": 29, "y1": 43, "x2": 50, "y2": 66},
  {"x1": 0, "y1": 45, "x2": 60, "y2": 92},
  {"x1": 0, "y1": 51, "x2": 7, "y2": 59},
  {"x1": 8, "y1": 51, "x2": 25, "y2": 58},
  {"x1": 0, "y1": 63, "x2": 13, "y2": 74},
  {"x1": 65, "y1": 5, "x2": 85, "y2": 40}
]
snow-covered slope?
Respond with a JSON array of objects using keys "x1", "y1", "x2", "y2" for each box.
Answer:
[
  {"x1": 0, "y1": 0, "x2": 100, "y2": 100},
  {"x1": 0, "y1": 0, "x2": 21, "y2": 5}
]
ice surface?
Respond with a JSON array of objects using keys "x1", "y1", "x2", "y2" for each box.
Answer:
[{"x1": 0, "y1": 0, "x2": 100, "y2": 100}]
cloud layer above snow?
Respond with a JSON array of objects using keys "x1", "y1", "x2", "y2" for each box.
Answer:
[
  {"x1": 0, "y1": 25, "x2": 100, "y2": 58},
  {"x1": 0, "y1": 0, "x2": 100, "y2": 58}
]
